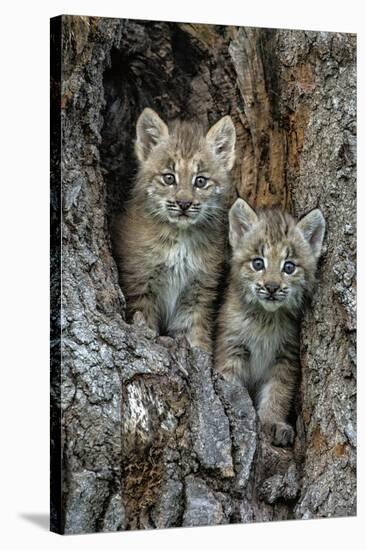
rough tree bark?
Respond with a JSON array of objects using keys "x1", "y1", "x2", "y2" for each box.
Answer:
[{"x1": 50, "y1": 16, "x2": 356, "y2": 534}]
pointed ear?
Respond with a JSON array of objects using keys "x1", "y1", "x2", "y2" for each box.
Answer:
[
  {"x1": 297, "y1": 209, "x2": 326, "y2": 259},
  {"x1": 206, "y1": 115, "x2": 236, "y2": 171},
  {"x1": 135, "y1": 108, "x2": 169, "y2": 161},
  {"x1": 229, "y1": 198, "x2": 258, "y2": 248}
]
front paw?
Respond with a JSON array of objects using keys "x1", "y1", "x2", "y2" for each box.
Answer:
[
  {"x1": 132, "y1": 310, "x2": 148, "y2": 326},
  {"x1": 132, "y1": 311, "x2": 158, "y2": 336},
  {"x1": 187, "y1": 335, "x2": 212, "y2": 354},
  {"x1": 263, "y1": 421, "x2": 295, "y2": 447}
]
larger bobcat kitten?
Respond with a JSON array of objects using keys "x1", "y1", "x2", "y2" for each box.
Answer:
[
  {"x1": 215, "y1": 198, "x2": 325, "y2": 446},
  {"x1": 113, "y1": 108, "x2": 236, "y2": 352}
]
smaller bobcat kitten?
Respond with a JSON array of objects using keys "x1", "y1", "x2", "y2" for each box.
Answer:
[{"x1": 215, "y1": 198, "x2": 325, "y2": 446}]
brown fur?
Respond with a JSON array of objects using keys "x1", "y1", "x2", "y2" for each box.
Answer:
[
  {"x1": 214, "y1": 198, "x2": 325, "y2": 446},
  {"x1": 113, "y1": 108, "x2": 236, "y2": 352}
]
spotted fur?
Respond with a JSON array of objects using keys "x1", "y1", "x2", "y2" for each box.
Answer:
[
  {"x1": 113, "y1": 108, "x2": 236, "y2": 352},
  {"x1": 214, "y1": 198, "x2": 325, "y2": 446}
]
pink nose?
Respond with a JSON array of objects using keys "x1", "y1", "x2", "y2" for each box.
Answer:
[{"x1": 177, "y1": 200, "x2": 192, "y2": 211}]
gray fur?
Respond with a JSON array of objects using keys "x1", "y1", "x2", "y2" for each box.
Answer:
[
  {"x1": 215, "y1": 199, "x2": 325, "y2": 446},
  {"x1": 113, "y1": 109, "x2": 236, "y2": 352}
]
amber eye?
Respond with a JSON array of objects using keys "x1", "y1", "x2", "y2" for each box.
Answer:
[
  {"x1": 194, "y1": 176, "x2": 208, "y2": 189},
  {"x1": 163, "y1": 173, "x2": 176, "y2": 185},
  {"x1": 252, "y1": 258, "x2": 265, "y2": 271},
  {"x1": 283, "y1": 261, "x2": 296, "y2": 274}
]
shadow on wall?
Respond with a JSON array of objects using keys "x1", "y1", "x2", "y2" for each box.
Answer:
[{"x1": 19, "y1": 514, "x2": 49, "y2": 531}]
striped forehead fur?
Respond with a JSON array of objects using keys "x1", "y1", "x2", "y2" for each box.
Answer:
[
  {"x1": 167, "y1": 119, "x2": 207, "y2": 158},
  {"x1": 255, "y1": 208, "x2": 296, "y2": 244}
]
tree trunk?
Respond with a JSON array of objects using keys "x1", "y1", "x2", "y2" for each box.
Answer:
[{"x1": 50, "y1": 16, "x2": 356, "y2": 534}]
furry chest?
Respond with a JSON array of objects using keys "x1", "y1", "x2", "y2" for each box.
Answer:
[
  {"x1": 165, "y1": 240, "x2": 191, "y2": 270},
  {"x1": 163, "y1": 239, "x2": 202, "y2": 278},
  {"x1": 245, "y1": 320, "x2": 286, "y2": 381},
  {"x1": 158, "y1": 240, "x2": 201, "y2": 319}
]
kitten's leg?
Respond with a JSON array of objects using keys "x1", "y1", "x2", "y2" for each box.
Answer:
[
  {"x1": 127, "y1": 285, "x2": 159, "y2": 332},
  {"x1": 214, "y1": 322, "x2": 251, "y2": 387},
  {"x1": 215, "y1": 354, "x2": 249, "y2": 386},
  {"x1": 257, "y1": 360, "x2": 298, "y2": 447},
  {"x1": 188, "y1": 294, "x2": 214, "y2": 353},
  {"x1": 172, "y1": 279, "x2": 217, "y2": 353}
]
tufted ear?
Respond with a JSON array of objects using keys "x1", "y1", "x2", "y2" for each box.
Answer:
[
  {"x1": 135, "y1": 108, "x2": 169, "y2": 161},
  {"x1": 229, "y1": 198, "x2": 258, "y2": 248},
  {"x1": 297, "y1": 209, "x2": 326, "y2": 259},
  {"x1": 206, "y1": 115, "x2": 236, "y2": 171}
]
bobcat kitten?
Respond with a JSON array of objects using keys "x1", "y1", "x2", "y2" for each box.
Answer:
[
  {"x1": 215, "y1": 198, "x2": 325, "y2": 446},
  {"x1": 113, "y1": 108, "x2": 236, "y2": 352}
]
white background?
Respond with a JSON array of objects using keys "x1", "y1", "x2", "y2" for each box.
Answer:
[{"x1": 0, "y1": 0, "x2": 363, "y2": 548}]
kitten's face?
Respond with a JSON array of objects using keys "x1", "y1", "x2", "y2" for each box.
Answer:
[
  {"x1": 140, "y1": 144, "x2": 227, "y2": 228},
  {"x1": 235, "y1": 231, "x2": 313, "y2": 312},
  {"x1": 229, "y1": 200, "x2": 325, "y2": 313},
  {"x1": 134, "y1": 109, "x2": 236, "y2": 228}
]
